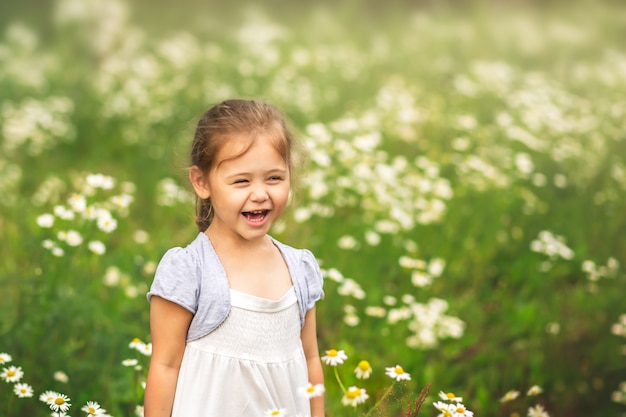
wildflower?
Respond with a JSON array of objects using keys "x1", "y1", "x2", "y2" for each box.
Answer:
[
  {"x1": 385, "y1": 365, "x2": 411, "y2": 381},
  {"x1": 40, "y1": 390, "x2": 59, "y2": 404},
  {"x1": 14, "y1": 382, "x2": 34, "y2": 398},
  {"x1": 129, "y1": 338, "x2": 143, "y2": 349},
  {"x1": 499, "y1": 389, "x2": 520, "y2": 402},
  {"x1": 433, "y1": 401, "x2": 455, "y2": 417},
  {"x1": 527, "y1": 385, "x2": 543, "y2": 396},
  {"x1": 528, "y1": 404, "x2": 550, "y2": 417},
  {"x1": 36, "y1": 213, "x2": 55, "y2": 228},
  {"x1": 82, "y1": 401, "x2": 107, "y2": 416},
  {"x1": 321, "y1": 349, "x2": 348, "y2": 366},
  {"x1": 49, "y1": 393, "x2": 71, "y2": 412},
  {"x1": 86, "y1": 174, "x2": 114, "y2": 190},
  {"x1": 54, "y1": 371, "x2": 69, "y2": 383},
  {"x1": 138, "y1": 343, "x2": 152, "y2": 356},
  {"x1": 65, "y1": 230, "x2": 83, "y2": 246},
  {"x1": 97, "y1": 215, "x2": 117, "y2": 233},
  {"x1": 298, "y1": 382, "x2": 325, "y2": 399},
  {"x1": 135, "y1": 405, "x2": 144, "y2": 417},
  {"x1": 122, "y1": 358, "x2": 139, "y2": 367},
  {"x1": 341, "y1": 386, "x2": 369, "y2": 407},
  {"x1": 54, "y1": 205, "x2": 75, "y2": 220},
  {"x1": 0, "y1": 353, "x2": 12, "y2": 364},
  {"x1": 354, "y1": 360, "x2": 372, "y2": 379},
  {"x1": 438, "y1": 391, "x2": 463, "y2": 402},
  {"x1": 1, "y1": 365, "x2": 24, "y2": 382},
  {"x1": 450, "y1": 403, "x2": 473, "y2": 417},
  {"x1": 51, "y1": 412, "x2": 70, "y2": 417},
  {"x1": 88, "y1": 240, "x2": 106, "y2": 255},
  {"x1": 264, "y1": 408, "x2": 287, "y2": 416},
  {"x1": 68, "y1": 193, "x2": 86, "y2": 212}
]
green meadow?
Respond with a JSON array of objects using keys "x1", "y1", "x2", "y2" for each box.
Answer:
[{"x1": 1, "y1": 0, "x2": 625, "y2": 415}]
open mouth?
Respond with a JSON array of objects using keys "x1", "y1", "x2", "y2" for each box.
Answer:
[{"x1": 242, "y1": 210, "x2": 270, "y2": 223}]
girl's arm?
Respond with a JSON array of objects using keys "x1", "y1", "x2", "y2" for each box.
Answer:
[
  {"x1": 301, "y1": 306, "x2": 325, "y2": 417},
  {"x1": 144, "y1": 296, "x2": 193, "y2": 417}
]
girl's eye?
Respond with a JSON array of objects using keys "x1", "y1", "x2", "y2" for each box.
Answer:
[
  {"x1": 268, "y1": 176, "x2": 283, "y2": 182},
  {"x1": 233, "y1": 179, "x2": 248, "y2": 184}
]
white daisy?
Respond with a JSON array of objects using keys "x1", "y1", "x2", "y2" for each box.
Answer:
[
  {"x1": 298, "y1": 382, "x2": 325, "y2": 399},
  {"x1": 138, "y1": 343, "x2": 152, "y2": 356},
  {"x1": 65, "y1": 230, "x2": 83, "y2": 246},
  {"x1": 40, "y1": 390, "x2": 59, "y2": 404},
  {"x1": 88, "y1": 240, "x2": 106, "y2": 255},
  {"x1": 14, "y1": 382, "x2": 34, "y2": 398},
  {"x1": 354, "y1": 360, "x2": 372, "y2": 379},
  {"x1": 321, "y1": 349, "x2": 347, "y2": 366},
  {"x1": 81, "y1": 400, "x2": 107, "y2": 416},
  {"x1": 122, "y1": 359, "x2": 139, "y2": 367},
  {"x1": 97, "y1": 215, "x2": 117, "y2": 233},
  {"x1": 499, "y1": 389, "x2": 520, "y2": 402},
  {"x1": 36, "y1": 213, "x2": 55, "y2": 228},
  {"x1": 450, "y1": 403, "x2": 473, "y2": 417},
  {"x1": 341, "y1": 386, "x2": 369, "y2": 407},
  {"x1": 49, "y1": 393, "x2": 71, "y2": 412},
  {"x1": 528, "y1": 404, "x2": 550, "y2": 417},
  {"x1": 438, "y1": 391, "x2": 463, "y2": 402},
  {"x1": 1, "y1": 366, "x2": 24, "y2": 382},
  {"x1": 129, "y1": 338, "x2": 143, "y2": 349},
  {"x1": 527, "y1": 385, "x2": 543, "y2": 396},
  {"x1": 0, "y1": 353, "x2": 12, "y2": 364},
  {"x1": 385, "y1": 365, "x2": 411, "y2": 381},
  {"x1": 54, "y1": 371, "x2": 69, "y2": 383},
  {"x1": 264, "y1": 408, "x2": 288, "y2": 416}
]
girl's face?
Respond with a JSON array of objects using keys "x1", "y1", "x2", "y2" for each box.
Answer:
[{"x1": 202, "y1": 132, "x2": 291, "y2": 244}]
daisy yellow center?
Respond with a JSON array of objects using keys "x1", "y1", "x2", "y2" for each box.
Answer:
[
  {"x1": 395, "y1": 366, "x2": 404, "y2": 374},
  {"x1": 271, "y1": 411, "x2": 280, "y2": 416},
  {"x1": 443, "y1": 411, "x2": 452, "y2": 417},
  {"x1": 7, "y1": 370, "x2": 15, "y2": 376},
  {"x1": 328, "y1": 349, "x2": 338, "y2": 357},
  {"x1": 446, "y1": 392, "x2": 456, "y2": 399},
  {"x1": 456, "y1": 407, "x2": 465, "y2": 413},
  {"x1": 20, "y1": 388, "x2": 27, "y2": 393},
  {"x1": 358, "y1": 360, "x2": 370, "y2": 371},
  {"x1": 89, "y1": 407, "x2": 96, "y2": 413},
  {"x1": 55, "y1": 398, "x2": 65, "y2": 405},
  {"x1": 132, "y1": 338, "x2": 140, "y2": 343},
  {"x1": 307, "y1": 386, "x2": 315, "y2": 393},
  {"x1": 346, "y1": 388, "x2": 362, "y2": 399}
]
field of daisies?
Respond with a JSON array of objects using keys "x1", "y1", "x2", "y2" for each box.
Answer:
[{"x1": 1, "y1": 0, "x2": 625, "y2": 416}]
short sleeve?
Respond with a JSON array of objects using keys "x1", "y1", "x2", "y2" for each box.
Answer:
[
  {"x1": 301, "y1": 249, "x2": 324, "y2": 311},
  {"x1": 146, "y1": 247, "x2": 199, "y2": 314}
]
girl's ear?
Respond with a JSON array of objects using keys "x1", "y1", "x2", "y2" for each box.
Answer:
[{"x1": 189, "y1": 165, "x2": 211, "y2": 199}]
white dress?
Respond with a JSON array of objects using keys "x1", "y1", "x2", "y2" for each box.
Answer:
[{"x1": 171, "y1": 287, "x2": 311, "y2": 416}]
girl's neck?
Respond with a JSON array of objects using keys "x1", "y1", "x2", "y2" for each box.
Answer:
[{"x1": 203, "y1": 226, "x2": 271, "y2": 255}]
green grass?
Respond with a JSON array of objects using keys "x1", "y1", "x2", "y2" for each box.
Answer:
[{"x1": 1, "y1": 0, "x2": 626, "y2": 416}]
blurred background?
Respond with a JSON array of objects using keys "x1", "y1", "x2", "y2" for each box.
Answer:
[{"x1": 1, "y1": 0, "x2": 625, "y2": 416}]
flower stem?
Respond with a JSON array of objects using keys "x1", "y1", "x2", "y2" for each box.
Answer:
[
  {"x1": 363, "y1": 381, "x2": 397, "y2": 417},
  {"x1": 333, "y1": 366, "x2": 346, "y2": 393}
]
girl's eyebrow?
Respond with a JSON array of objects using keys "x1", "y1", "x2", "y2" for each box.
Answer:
[{"x1": 224, "y1": 168, "x2": 288, "y2": 178}]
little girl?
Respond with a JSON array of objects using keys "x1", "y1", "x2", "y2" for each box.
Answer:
[{"x1": 144, "y1": 99, "x2": 325, "y2": 416}]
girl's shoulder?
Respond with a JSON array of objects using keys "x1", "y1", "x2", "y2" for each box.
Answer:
[
  {"x1": 269, "y1": 237, "x2": 319, "y2": 266},
  {"x1": 147, "y1": 233, "x2": 215, "y2": 311}
]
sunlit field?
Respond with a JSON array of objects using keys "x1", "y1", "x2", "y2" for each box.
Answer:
[{"x1": 1, "y1": 0, "x2": 625, "y2": 416}]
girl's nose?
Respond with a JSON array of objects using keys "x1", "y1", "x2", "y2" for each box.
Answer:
[{"x1": 250, "y1": 185, "x2": 269, "y2": 202}]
